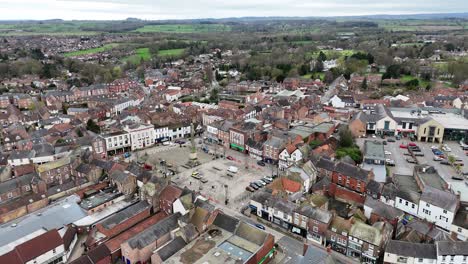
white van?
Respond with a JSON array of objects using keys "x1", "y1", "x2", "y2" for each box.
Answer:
[{"x1": 227, "y1": 166, "x2": 238, "y2": 173}]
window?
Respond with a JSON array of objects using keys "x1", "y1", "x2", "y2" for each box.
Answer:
[
  {"x1": 424, "y1": 128, "x2": 427, "y2": 134},
  {"x1": 399, "y1": 198, "x2": 403, "y2": 203},
  {"x1": 418, "y1": 258, "x2": 423, "y2": 263},
  {"x1": 331, "y1": 235, "x2": 336, "y2": 241},
  {"x1": 412, "y1": 204, "x2": 415, "y2": 209},
  {"x1": 458, "y1": 227, "x2": 463, "y2": 233},
  {"x1": 450, "y1": 256, "x2": 454, "y2": 261},
  {"x1": 405, "y1": 201, "x2": 408, "y2": 206},
  {"x1": 7, "y1": 193, "x2": 13, "y2": 199},
  {"x1": 426, "y1": 203, "x2": 430, "y2": 207},
  {"x1": 313, "y1": 226, "x2": 318, "y2": 232},
  {"x1": 443, "y1": 210, "x2": 447, "y2": 214}
]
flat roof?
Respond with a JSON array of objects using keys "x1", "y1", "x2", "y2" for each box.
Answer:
[
  {"x1": 0, "y1": 195, "x2": 87, "y2": 248},
  {"x1": 73, "y1": 196, "x2": 132, "y2": 227},
  {"x1": 364, "y1": 140, "x2": 385, "y2": 160},
  {"x1": 431, "y1": 113, "x2": 468, "y2": 130},
  {"x1": 80, "y1": 192, "x2": 122, "y2": 210}
]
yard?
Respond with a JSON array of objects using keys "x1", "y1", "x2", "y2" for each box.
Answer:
[{"x1": 134, "y1": 24, "x2": 231, "y2": 33}]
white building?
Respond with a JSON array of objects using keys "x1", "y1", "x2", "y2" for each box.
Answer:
[
  {"x1": 417, "y1": 186, "x2": 458, "y2": 231},
  {"x1": 394, "y1": 191, "x2": 420, "y2": 217},
  {"x1": 154, "y1": 126, "x2": 170, "y2": 141},
  {"x1": 278, "y1": 147, "x2": 303, "y2": 171},
  {"x1": 384, "y1": 240, "x2": 437, "y2": 264},
  {"x1": 328, "y1": 95, "x2": 346, "y2": 108},
  {"x1": 124, "y1": 123, "x2": 156, "y2": 151},
  {"x1": 169, "y1": 124, "x2": 191, "y2": 140},
  {"x1": 112, "y1": 98, "x2": 142, "y2": 115},
  {"x1": 436, "y1": 241, "x2": 468, "y2": 264}
]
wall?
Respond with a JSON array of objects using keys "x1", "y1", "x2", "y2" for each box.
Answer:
[
  {"x1": 418, "y1": 201, "x2": 454, "y2": 230},
  {"x1": 394, "y1": 197, "x2": 419, "y2": 216}
]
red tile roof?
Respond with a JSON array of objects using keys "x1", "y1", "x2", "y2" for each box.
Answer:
[
  {"x1": 281, "y1": 178, "x2": 302, "y2": 193},
  {"x1": 0, "y1": 250, "x2": 22, "y2": 264},
  {"x1": 159, "y1": 185, "x2": 183, "y2": 204},
  {"x1": 15, "y1": 229, "x2": 63, "y2": 263}
]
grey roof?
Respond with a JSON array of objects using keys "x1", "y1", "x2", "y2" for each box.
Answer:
[
  {"x1": 194, "y1": 199, "x2": 215, "y2": 212},
  {"x1": 296, "y1": 245, "x2": 337, "y2": 264},
  {"x1": 99, "y1": 201, "x2": 150, "y2": 230},
  {"x1": 156, "y1": 236, "x2": 187, "y2": 261},
  {"x1": 127, "y1": 213, "x2": 181, "y2": 249},
  {"x1": 436, "y1": 241, "x2": 468, "y2": 256},
  {"x1": 251, "y1": 191, "x2": 273, "y2": 204},
  {"x1": 0, "y1": 172, "x2": 36, "y2": 194},
  {"x1": 212, "y1": 213, "x2": 240, "y2": 233},
  {"x1": 0, "y1": 195, "x2": 87, "y2": 247},
  {"x1": 295, "y1": 206, "x2": 332, "y2": 223},
  {"x1": 8, "y1": 150, "x2": 35, "y2": 160},
  {"x1": 365, "y1": 197, "x2": 404, "y2": 220},
  {"x1": 364, "y1": 140, "x2": 385, "y2": 161},
  {"x1": 315, "y1": 157, "x2": 335, "y2": 172},
  {"x1": 32, "y1": 143, "x2": 54, "y2": 157},
  {"x1": 110, "y1": 170, "x2": 135, "y2": 184},
  {"x1": 420, "y1": 186, "x2": 458, "y2": 212},
  {"x1": 386, "y1": 240, "x2": 437, "y2": 259},
  {"x1": 235, "y1": 221, "x2": 267, "y2": 246},
  {"x1": 264, "y1": 136, "x2": 284, "y2": 148},
  {"x1": 335, "y1": 162, "x2": 371, "y2": 181}
]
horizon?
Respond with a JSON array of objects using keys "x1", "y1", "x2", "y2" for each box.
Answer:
[{"x1": 1, "y1": 0, "x2": 468, "y2": 20}]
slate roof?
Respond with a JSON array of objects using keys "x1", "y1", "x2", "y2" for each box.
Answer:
[
  {"x1": 0, "y1": 172, "x2": 35, "y2": 194},
  {"x1": 335, "y1": 162, "x2": 371, "y2": 181},
  {"x1": 156, "y1": 236, "x2": 187, "y2": 261},
  {"x1": 127, "y1": 213, "x2": 180, "y2": 249},
  {"x1": 365, "y1": 197, "x2": 404, "y2": 220},
  {"x1": 212, "y1": 212, "x2": 240, "y2": 233},
  {"x1": 87, "y1": 243, "x2": 111, "y2": 263},
  {"x1": 386, "y1": 240, "x2": 437, "y2": 259},
  {"x1": 420, "y1": 186, "x2": 458, "y2": 212},
  {"x1": 436, "y1": 241, "x2": 468, "y2": 256},
  {"x1": 295, "y1": 206, "x2": 332, "y2": 223},
  {"x1": 100, "y1": 201, "x2": 150, "y2": 230},
  {"x1": 315, "y1": 157, "x2": 335, "y2": 172}
]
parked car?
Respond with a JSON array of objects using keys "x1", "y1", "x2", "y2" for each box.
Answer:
[
  {"x1": 408, "y1": 142, "x2": 417, "y2": 147},
  {"x1": 383, "y1": 141, "x2": 387, "y2": 145},
  {"x1": 399, "y1": 144, "x2": 408, "y2": 149},
  {"x1": 452, "y1": 175, "x2": 464, "y2": 181},
  {"x1": 454, "y1": 161, "x2": 465, "y2": 167},
  {"x1": 385, "y1": 159, "x2": 395, "y2": 166},
  {"x1": 249, "y1": 183, "x2": 260, "y2": 190},
  {"x1": 433, "y1": 156, "x2": 443, "y2": 161},
  {"x1": 227, "y1": 156, "x2": 235, "y2": 160},
  {"x1": 246, "y1": 186, "x2": 255, "y2": 192},
  {"x1": 385, "y1": 151, "x2": 392, "y2": 155},
  {"x1": 256, "y1": 180, "x2": 267, "y2": 187},
  {"x1": 442, "y1": 145, "x2": 452, "y2": 152},
  {"x1": 414, "y1": 152, "x2": 425, "y2": 157},
  {"x1": 257, "y1": 160, "x2": 266, "y2": 166},
  {"x1": 200, "y1": 178, "x2": 208, "y2": 183},
  {"x1": 406, "y1": 158, "x2": 417, "y2": 164},
  {"x1": 387, "y1": 138, "x2": 396, "y2": 143},
  {"x1": 254, "y1": 223, "x2": 266, "y2": 230},
  {"x1": 264, "y1": 176, "x2": 273, "y2": 182},
  {"x1": 396, "y1": 135, "x2": 402, "y2": 140},
  {"x1": 262, "y1": 177, "x2": 272, "y2": 183},
  {"x1": 408, "y1": 146, "x2": 421, "y2": 152},
  {"x1": 440, "y1": 160, "x2": 450, "y2": 165}
]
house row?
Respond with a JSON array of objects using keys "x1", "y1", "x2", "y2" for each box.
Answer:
[
  {"x1": 250, "y1": 191, "x2": 393, "y2": 264},
  {"x1": 384, "y1": 240, "x2": 468, "y2": 264}
]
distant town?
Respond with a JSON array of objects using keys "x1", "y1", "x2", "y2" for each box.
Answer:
[{"x1": 0, "y1": 16, "x2": 467, "y2": 264}]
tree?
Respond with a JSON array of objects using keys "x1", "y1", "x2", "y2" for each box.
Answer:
[
  {"x1": 318, "y1": 51, "x2": 327, "y2": 62},
  {"x1": 86, "y1": 119, "x2": 100, "y2": 134},
  {"x1": 361, "y1": 77, "x2": 368, "y2": 90},
  {"x1": 339, "y1": 127, "x2": 354, "y2": 148},
  {"x1": 383, "y1": 64, "x2": 402, "y2": 79},
  {"x1": 405, "y1": 79, "x2": 419, "y2": 90}
]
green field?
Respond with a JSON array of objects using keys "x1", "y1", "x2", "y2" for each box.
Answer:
[
  {"x1": 125, "y1": 48, "x2": 152, "y2": 64},
  {"x1": 0, "y1": 22, "x2": 98, "y2": 36},
  {"x1": 158, "y1": 48, "x2": 185, "y2": 57},
  {"x1": 400, "y1": 75, "x2": 430, "y2": 87},
  {"x1": 307, "y1": 49, "x2": 356, "y2": 60},
  {"x1": 62, "y1": 43, "x2": 120, "y2": 57},
  {"x1": 379, "y1": 20, "x2": 468, "y2": 32},
  {"x1": 134, "y1": 24, "x2": 231, "y2": 33}
]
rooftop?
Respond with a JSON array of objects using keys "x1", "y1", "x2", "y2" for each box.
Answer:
[
  {"x1": 79, "y1": 191, "x2": 122, "y2": 210},
  {"x1": 364, "y1": 140, "x2": 385, "y2": 161},
  {"x1": 386, "y1": 240, "x2": 436, "y2": 259},
  {"x1": 0, "y1": 195, "x2": 86, "y2": 248},
  {"x1": 99, "y1": 201, "x2": 150, "y2": 230}
]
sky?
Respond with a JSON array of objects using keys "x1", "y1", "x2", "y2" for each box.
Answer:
[{"x1": 0, "y1": 0, "x2": 467, "y2": 20}]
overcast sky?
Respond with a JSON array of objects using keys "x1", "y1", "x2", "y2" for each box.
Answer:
[{"x1": 1, "y1": 0, "x2": 467, "y2": 20}]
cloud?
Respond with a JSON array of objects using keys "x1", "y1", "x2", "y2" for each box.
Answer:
[{"x1": 0, "y1": 0, "x2": 467, "y2": 20}]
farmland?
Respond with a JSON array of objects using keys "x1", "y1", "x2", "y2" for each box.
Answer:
[
  {"x1": 307, "y1": 49, "x2": 357, "y2": 60},
  {"x1": 124, "y1": 48, "x2": 152, "y2": 64},
  {"x1": 134, "y1": 24, "x2": 231, "y2": 33}
]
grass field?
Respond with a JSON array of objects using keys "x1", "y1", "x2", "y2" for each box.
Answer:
[
  {"x1": 307, "y1": 49, "x2": 356, "y2": 60},
  {"x1": 158, "y1": 48, "x2": 185, "y2": 57},
  {"x1": 400, "y1": 75, "x2": 430, "y2": 88},
  {"x1": 134, "y1": 24, "x2": 231, "y2": 33},
  {"x1": 62, "y1": 43, "x2": 120, "y2": 57},
  {"x1": 379, "y1": 20, "x2": 468, "y2": 32},
  {"x1": 125, "y1": 48, "x2": 152, "y2": 64}
]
